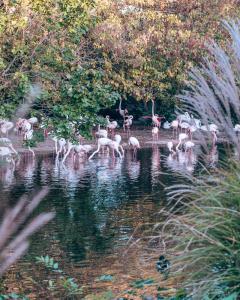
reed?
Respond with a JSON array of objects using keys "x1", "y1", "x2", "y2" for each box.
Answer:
[
  {"x1": 0, "y1": 188, "x2": 54, "y2": 275},
  {"x1": 156, "y1": 19, "x2": 240, "y2": 299}
]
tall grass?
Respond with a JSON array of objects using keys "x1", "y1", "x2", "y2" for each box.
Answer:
[
  {"x1": 157, "y1": 19, "x2": 240, "y2": 299},
  {"x1": 159, "y1": 164, "x2": 240, "y2": 298}
]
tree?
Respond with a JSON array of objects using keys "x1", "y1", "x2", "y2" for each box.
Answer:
[
  {"x1": 89, "y1": 0, "x2": 240, "y2": 118},
  {"x1": 0, "y1": 0, "x2": 120, "y2": 137}
]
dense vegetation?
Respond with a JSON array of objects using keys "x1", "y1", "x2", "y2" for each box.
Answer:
[
  {"x1": 157, "y1": 19, "x2": 240, "y2": 299},
  {"x1": 1, "y1": 0, "x2": 240, "y2": 137}
]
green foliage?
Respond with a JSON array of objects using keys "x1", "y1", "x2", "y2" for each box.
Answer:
[
  {"x1": 96, "y1": 274, "x2": 114, "y2": 282},
  {"x1": 35, "y1": 255, "x2": 62, "y2": 273},
  {"x1": 161, "y1": 162, "x2": 240, "y2": 299},
  {"x1": 130, "y1": 278, "x2": 155, "y2": 289},
  {"x1": 0, "y1": 294, "x2": 29, "y2": 300},
  {"x1": 85, "y1": 290, "x2": 115, "y2": 300},
  {"x1": 22, "y1": 130, "x2": 44, "y2": 148},
  {"x1": 0, "y1": 0, "x2": 119, "y2": 138},
  {"x1": 60, "y1": 277, "x2": 83, "y2": 295},
  {"x1": 46, "y1": 67, "x2": 120, "y2": 139},
  {"x1": 35, "y1": 255, "x2": 83, "y2": 297}
]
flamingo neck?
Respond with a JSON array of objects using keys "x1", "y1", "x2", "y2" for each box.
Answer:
[
  {"x1": 152, "y1": 100, "x2": 154, "y2": 117},
  {"x1": 176, "y1": 140, "x2": 182, "y2": 151},
  {"x1": 119, "y1": 99, "x2": 122, "y2": 111}
]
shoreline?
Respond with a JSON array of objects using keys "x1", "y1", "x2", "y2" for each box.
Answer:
[{"x1": 8, "y1": 127, "x2": 224, "y2": 156}]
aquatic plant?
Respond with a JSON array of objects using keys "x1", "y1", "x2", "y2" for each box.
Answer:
[{"x1": 35, "y1": 255, "x2": 83, "y2": 297}]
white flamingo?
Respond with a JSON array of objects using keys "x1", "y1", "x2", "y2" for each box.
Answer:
[
  {"x1": 0, "y1": 138, "x2": 18, "y2": 154},
  {"x1": 234, "y1": 124, "x2": 240, "y2": 133},
  {"x1": 171, "y1": 120, "x2": 179, "y2": 138},
  {"x1": 167, "y1": 141, "x2": 175, "y2": 154},
  {"x1": 184, "y1": 140, "x2": 195, "y2": 152},
  {"x1": 0, "y1": 146, "x2": 15, "y2": 164},
  {"x1": 124, "y1": 115, "x2": 133, "y2": 134},
  {"x1": 152, "y1": 127, "x2": 159, "y2": 141},
  {"x1": 177, "y1": 112, "x2": 191, "y2": 124},
  {"x1": 109, "y1": 134, "x2": 124, "y2": 158},
  {"x1": 82, "y1": 144, "x2": 93, "y2": 154},
  {"x1": 56, "y1": 138, "x2": 67, "y2": 157},
  {"x1": 117, "y1": 98, "x2": 128, "y2": 126},
  {"x1": 128, "y1": 136, "x2": 140, "y2": 157},
  {"x1": 163, "y1": 121, "x2": 171, "y2": 129},
  {"x1": 188, "y1": 125, "x2": 197, "y2": 140},
  {"x1": 20, "y1": 119, "x2": 32, "y2": 136},
  {"x1": 0, "y1": 121, "x2": 14, "y2": 136},
  {"x1": 176, "y1": 133, "x2": 189, "y2": 151},
  {"x1": 106, "y1": 116, "x2": 118, "y2": 134},
  {"x1": 88, "y1": 137, "x2": 113, "y2": 160},
  {"x1": 24, "y1": 129, "x2": 35, "y2": 156},
  {"x1": 96, "y1": 125, "x2": 108, "y2": 138},
  {"x1": 179, "y1": 122, "x2": 190, "y2": 133},
  {"x1": 28, "y1": 117, "x2": 38, "y2": 127}
]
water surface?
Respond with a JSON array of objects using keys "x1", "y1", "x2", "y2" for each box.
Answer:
[{"x1": 0, "y1": 147, "x2": 202, "y2": 292}]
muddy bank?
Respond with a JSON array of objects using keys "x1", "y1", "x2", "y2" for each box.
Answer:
[{"x1": 10, "y1": 127, "x2": 175, "y2": 155}]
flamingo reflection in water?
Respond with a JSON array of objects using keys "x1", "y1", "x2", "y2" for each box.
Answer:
[
  {"x1": 151, "y1": 146, "x2": 161, "y2": 186},
  {"x1": 166, "y1": 150, "x2": 197, "y2": 174},
  {"x1": 15, "y1": 153, "x2": 36, "y2": 188},
  {"x1": 126, "y1": 151, "x2": 140, "y2": 181},
  {"x1": 0, "y1": 162, "x2": 15, "y2": 188}
]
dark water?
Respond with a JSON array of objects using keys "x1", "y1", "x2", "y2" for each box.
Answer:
[{"x1": 0, "y1": 146, "x2": 203, "y2": 287}]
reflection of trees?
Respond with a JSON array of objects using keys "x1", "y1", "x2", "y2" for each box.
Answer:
[{"x1": 0, "y1": 149, "x2": 170, "y2": 264}]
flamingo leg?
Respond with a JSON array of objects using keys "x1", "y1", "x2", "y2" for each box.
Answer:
[
  {"x1": 62, "y1": 146, "x2": 73, "y2": 163},
  {"x1": 88, "y1": 144, "x2": 101, "y2": 160},
  {"x1": 28, "y1": 146, "x2": 35, "y2": 157},
  {"x1": 115, "y1": 147, "x2": 122, "y2": 158}
]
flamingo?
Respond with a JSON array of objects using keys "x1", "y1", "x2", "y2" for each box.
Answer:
[
  {"x1": 61, "y1": 140, "x2": 74, "y2": 163},
  {"x1": 171, "y1": 120, "x2": 179, "y2": 139},
  {"x1": 128, "y1": 136, "x2": 140, "y2": 157},
  {"x1": 0, "y1": 146, "x2": 15, "y2": 164},
  {"x1": 151, "y1": 100, "x2": 164, "y2": 128},
  {"x1": 82, "y1": 144, "x2": 93, "y2": 154},
  {"x1": 57, "y1": 138, "x2": 67, "y2": 157},
  {"x1": 179, "y1": 122, "x2": 190, "y2": 133},
  {"x1": 124, "y1": 115, "x2": 133, "y2": 134},
  {"x1": 96, "y1": 125, "x2": 108, "y2": 139},
  {"x1": 24, "y1": 129, "x2": 35, "y2": 156},
  {"x1": 209, "y1": 124, "x2": 218, "y2": 145},
  {"x1": 177, "y1": 112, "x2": 191, "y2": 124},
  {"x1": 184, "y1": 140, "x2": 195, "y2": 152},
  {"x1": 109, "y1": 134, "x2": 124, "y2": 158},
  {"x1": 152, "y1": 127, "x2": 159, "y2": 141},
  {"x1": 20, "y1": 119, "x2": 32, "y2": 137},
  {"x1": 176, "y1": 133, "x2": 188, "y2": 151},
  {"x1": 191, "y1": 117, "x2": 201, "y2": 129},
  {"x1": 234, "y1": 124, "x2": 240, "y2": 133},
  {"x1": 163, "y1": 121, "x2": 171, "y2": 129},
  {"x1": 106, "y1": 116, "x2": 118, "y2": 134},
  {"x1": 200, "y1": 123, "x2": 218, "y2": 145},
  {"x1": 117, "y1": 98, "x2": 128, "y2": 127},
  {"x1": 188, "y1": 125, "x2": 197, "y2": 140},
  {"x1": 0, "y1": 121, "x2": 14, "y2": 136},
  {"x1": 167, "y1": 141, "x2": 175, "y2": 154},
  {"x1": 88, "y1": 137, "x2": 113, "y2": 160},
  {"x1": 0, "y1": 138, "x2": 18, "y2": 154},
  {"x1": 28, "y1": 117, "x2": 38, "y2": 127}
]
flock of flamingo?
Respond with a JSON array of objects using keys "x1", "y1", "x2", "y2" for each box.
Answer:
[{"x1": 0, "y1": 99, "x2": 240, "y2": 167}]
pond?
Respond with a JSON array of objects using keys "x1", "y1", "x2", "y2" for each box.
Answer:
[{"x1": 0, "y1": 146, "x2": 204, "y2": 295}]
